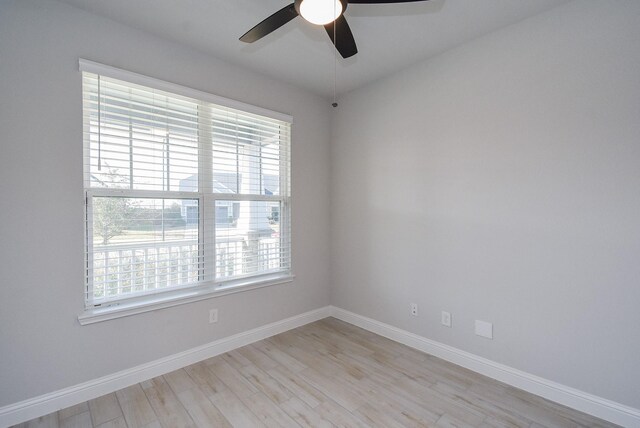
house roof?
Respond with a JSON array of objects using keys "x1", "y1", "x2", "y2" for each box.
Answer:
[{"x1": 179, "y1": 173, "x2": 280, "y2": 195}]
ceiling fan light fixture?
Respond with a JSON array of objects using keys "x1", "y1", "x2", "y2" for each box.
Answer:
[{"x1": 299, "y1": 0, "x2": 343, "y2": 26}]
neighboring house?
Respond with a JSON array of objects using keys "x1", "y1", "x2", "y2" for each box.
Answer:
[{"x1": 179, "y1": 173, "x2": 280, "y2": 226}]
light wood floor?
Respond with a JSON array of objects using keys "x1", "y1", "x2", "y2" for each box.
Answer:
[{"x1": 15, "y1": 318, "x2": 619, "y2": 428}]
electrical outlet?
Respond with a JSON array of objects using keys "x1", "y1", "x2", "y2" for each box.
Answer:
[
  {"x1": 410, "y1": 303, "x2": 418, "y2": 316},
  {"x1": 441, "y1": 311, "x2": 452, "y2": 327},
  {"x1": 209, "y1": 309, "x2": 218, "y2": 324}
]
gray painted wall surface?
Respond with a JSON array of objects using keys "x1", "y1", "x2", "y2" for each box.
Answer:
[
  {"x1": 331, "y1": 1, "x2": 640, "y2": 408},
  {"x1": 2, "y1": 0, "x2": 640, "y2": 413},
  {"x1": 0, "y1": 0, "x2": 331, "y2": 407}
]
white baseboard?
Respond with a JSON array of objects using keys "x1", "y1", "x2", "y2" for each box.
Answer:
[
  {"x1": 330, "y1": 306, "x2": 640, "y2": 428},
  {"x1": 3, "y1": 305, "x2": 638, "y2": 428},
  {"x1": 0, "y1": 306, "x2": 332, "y2": 427}
]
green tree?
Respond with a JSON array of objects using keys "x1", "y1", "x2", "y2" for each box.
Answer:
[
  {"x1": 92, "y1": 166, "x2": 133, "y2": 245},
  {"x1": 94, "y1": 196, "x2": 133, "y2": 245}
]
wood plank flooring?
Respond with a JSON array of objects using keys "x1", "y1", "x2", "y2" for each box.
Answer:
[{"x1": 14, "y1": 318, "x2": 619, "y2": 428}]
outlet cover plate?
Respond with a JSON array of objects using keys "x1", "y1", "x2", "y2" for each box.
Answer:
[
  {"x1": 209, "y1": 309, "x2": 218, "y2": 324},
  {"x1": 410, "y1": 303, "x2": 418, "y2": 316},
  {"x1": 441, "y1": 311, "x2": 452, "y2": 327}
]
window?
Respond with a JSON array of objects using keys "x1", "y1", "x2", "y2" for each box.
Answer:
[{"x1": 81, "y1": 61, "x2": 291, "y2": 314}]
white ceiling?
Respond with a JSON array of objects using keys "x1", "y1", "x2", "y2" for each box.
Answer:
[{"x1": 58, "y1": 0, "x2": 570, "y2": 98}]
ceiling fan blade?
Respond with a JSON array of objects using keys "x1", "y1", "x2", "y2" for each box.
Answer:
[
  {"x1": 348, "y1": 0, "x2": 428, "y2": 3},
  {"x1": 324, "y1": 15, "x2": 358, "y2": 59},
  {"x1": 240, "y1": 3, "x2": 298, "y2": 43}
]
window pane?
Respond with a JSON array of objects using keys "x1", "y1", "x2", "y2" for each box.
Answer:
[
  {"x1": 89, "y1": 197, "x2": 199, "y2": 302},
  {"x1": 211, "y1": 110, "x2": 287, "y2": 196},
  {"x1": 212, "y1": 141, "x2": 239, "y2": 194},
  {"x1": 215, "y1": 200, "x2": 282, "y2": 280},
  {"x1": 86, "y1": 75, "x2": 199, "y2": 192},
  {"x1": 262, "y1": 141, "x2": 282, "y2": 196}
]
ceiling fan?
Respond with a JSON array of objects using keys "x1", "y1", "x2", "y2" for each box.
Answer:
[{"x1": 240, "y1": 0, "x2": 429, "y2": 59}]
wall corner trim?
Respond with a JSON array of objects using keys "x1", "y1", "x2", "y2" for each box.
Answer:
[
  {"x1": 0, "y1": 306, "x2": 332, "y2": 427},
  {"x1": 329, "y1": 306, "x2": 640, "y2": 428}
]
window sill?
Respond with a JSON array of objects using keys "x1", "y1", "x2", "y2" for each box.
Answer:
[{"x1": 78, "y1": 274, "x2": 294, "y2": 325}]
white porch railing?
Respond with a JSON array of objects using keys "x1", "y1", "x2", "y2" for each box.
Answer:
[{"x1": 88, "y1": 236, "x2": 281, "y2": 303}]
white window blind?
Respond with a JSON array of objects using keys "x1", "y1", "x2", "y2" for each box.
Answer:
[{"x1": 82, "y1": 66, "x2": 291, "y2": 308}]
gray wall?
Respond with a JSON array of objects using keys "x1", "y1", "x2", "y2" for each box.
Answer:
[
  {"x1": 0, "y1": 0, "x2": 331, "y2": 407},
  {"x1": 2, "y1": 0, "x2": 639, "y2": 413},
  {"x1": 331, "y1": 0, "x2": 640, "y2": 408}
]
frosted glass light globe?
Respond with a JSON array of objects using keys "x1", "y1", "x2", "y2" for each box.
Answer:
[{"x1": 299, "y1": 0, "x2": 343, "y2": 26}]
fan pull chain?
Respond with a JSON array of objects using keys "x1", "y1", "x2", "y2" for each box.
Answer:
[{"x1": 332, "y1": 0, "x2": 338, "y2": 108}]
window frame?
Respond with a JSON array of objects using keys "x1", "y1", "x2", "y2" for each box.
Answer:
[{"x1": 78, "y1": 60, "x2": 293, "y2": 325}]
